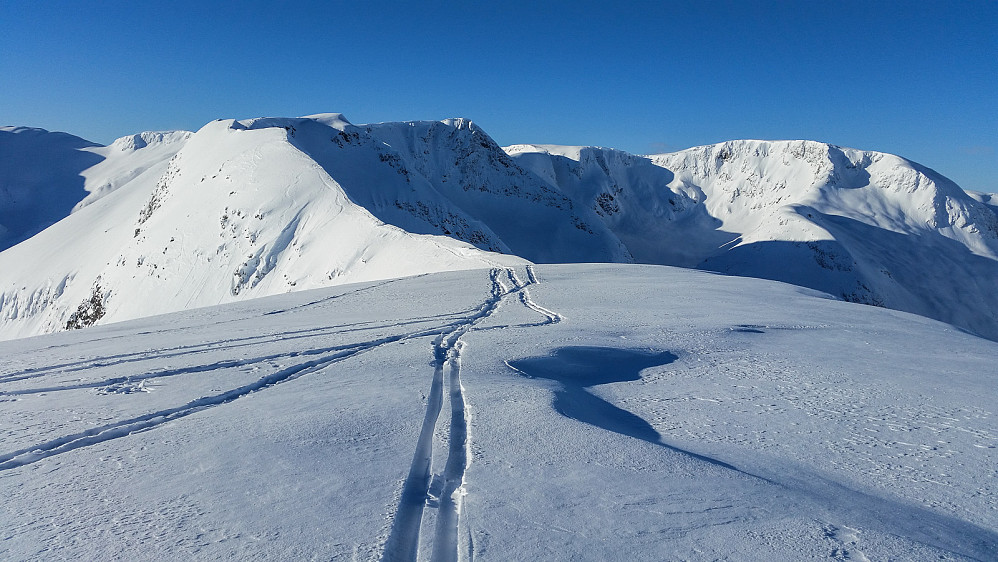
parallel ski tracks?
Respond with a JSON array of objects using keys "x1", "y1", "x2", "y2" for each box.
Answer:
[
  {"x1": 1, "y1": 266, "x2": 564, "y2": 562},
  {"x1": 0, "y1": 285, "x2": 486, "y2": 472},
  {"x1": 382, "y1": 266, "x2": 561, "y2": 562},
  {"x1": 0, "y1": 320, "x2": 467, "y2": 472}
]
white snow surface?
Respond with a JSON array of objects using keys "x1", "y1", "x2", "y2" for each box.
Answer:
[
  {"x1": 0, "y1": 126, "x2": 191, "y2": 251},
  {"x1": 2, "y1": 115, "x2": 998, "y2": 342},
  {"x1": 0, "y1": 265, "x2": 995, "y2": 560}
]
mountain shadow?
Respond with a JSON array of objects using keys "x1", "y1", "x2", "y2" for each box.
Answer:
[
  {"x1": 0, "y1": 128, "x2": 103, "y2": 250},
  {"x1": 700, "y1": 208, "x2": 998, "y2": 341}
]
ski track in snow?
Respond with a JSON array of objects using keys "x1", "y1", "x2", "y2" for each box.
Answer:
[
  {"x1": 0, "y1": 290, "x2": 483, "y2": 472},
  {"x1": 511, "y1": 267, "x2": 561, "y2": 325},
  {"x1": 0, "y1": 277, "x2": 411, "y2": 384},
  {"x1": 0, "y1": 265, "x2": 562, "y2": 557},
  {"x1": 382, "y1": 266, "x2": 560, "y2": 562},
  {"x1": 0, "y1": 311, "x2": 475, "y2": 392}
]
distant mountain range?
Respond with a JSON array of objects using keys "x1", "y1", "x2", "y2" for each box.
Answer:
[{"x1": 1, "y1": 115, "x2": 996, "y2": 341}]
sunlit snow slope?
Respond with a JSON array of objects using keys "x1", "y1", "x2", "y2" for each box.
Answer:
[
  {"x1": 0, "y1": 116, "x2": 526, "y2": 339},
  {"x1": 1, "y1": 265, "x2": 995, "y2": 560},
  {"x1": 2, "y1": 114, "x2": 997, "y2": 341}
]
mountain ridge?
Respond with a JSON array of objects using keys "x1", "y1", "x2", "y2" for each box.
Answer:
[
  {"x1": 1, "y1": 115, "x2": 996, "y2": 341},
  {"x1": 508, "y1": 138, "x2": 998, "y2": 339}
]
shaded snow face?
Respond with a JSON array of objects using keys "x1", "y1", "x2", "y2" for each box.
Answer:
[{"x1": 509, "y1": 140, "x2": 998, "y2": 341}]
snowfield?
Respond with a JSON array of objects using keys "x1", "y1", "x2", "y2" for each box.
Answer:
[{"x1": 1, "y1": 265, "x2": 995, "y2": 561}]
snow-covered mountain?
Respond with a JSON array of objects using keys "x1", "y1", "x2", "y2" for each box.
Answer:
[
  {"x1": 1, "y1": 114, "x2": 997, "y2": 341},
  {"x1": 0, "y1": 116, "x2": 530, "y2": 339},
  {"x1": 508, "y1": 141, "x2": 998, "y2": 340},
  {"x1": 0, "y1": 127, "x2": 98, "y2": 250},
  {"x1": 2, "y1": 115, "x2": 997, "y2": 559},
  {"x1": 0, "y1": 126, "x2": 192, "y2": 252},
  {"x1": 2, "y1": 265, "x2": 996, "y2": 560}
]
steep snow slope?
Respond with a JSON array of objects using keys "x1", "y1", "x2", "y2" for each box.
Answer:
[
  {"x1": 0, "y1": 127, "x2": 190, "y2": 251},
  {"x1": 0, "y1": 117, "x2": 523, "y2": 340},
  {"x1": 75, "y1": 130, "x2": 192, "y2": 210},
  {"x1": 508, "y1": 141, "x2": 998, "y2": 340},
  {"x1": 1, "y1": 265, "x2": 995, "y2": 560},
  {"x1": 289, "y1": 114, "x2": 629, "y2": 263}
]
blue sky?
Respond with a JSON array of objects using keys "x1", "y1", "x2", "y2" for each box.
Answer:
[{"x1": 2, "y1": 1, "x2": 996, "y2": 191}]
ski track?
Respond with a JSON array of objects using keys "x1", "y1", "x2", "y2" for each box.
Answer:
[
  {"x1": 2, "y1": 276, "x2": 410, "y2": 363},
  {"x1": 1, "y1": 265, "x2": 566, "y2": 558},
  {"x1": 0, "y1": 298, "x2": 489, "y2": 472},
  {"x1": 382, "y1": 266, "x2": 561, "y2": 562},
  {"x1": 509, "y1": 268, "x2": 561, "y2": 325},
  {"x1": 0, "y1": 309, "x2": 475, "y2": 386}
]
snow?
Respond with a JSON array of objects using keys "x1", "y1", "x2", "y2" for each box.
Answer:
[
  {"x1": 0, "y1": 264, "x2": 995, "y2": 560},
  {"x1": 2, "y1": 115, "x2": 997, "y2": 343},
  {"x1": 4, "y1": 111, "x2": 997, "y2": 561},
  {"x1": 968, "y1": 189, "x2": 998, "y2": 215},
  {"x1": 509, "y1": 139, "x2": 998, "y2": 340},
  {"x1": 0, "y1": 126, "x2": 192, "y2": 253},
  {"x1": 0, "y1": 117, "x2": 525, "y2": 340},
  {"x1": 76, "y1": 130, "x2": 192, "y2": 211},
  {"x1": 0, "y1": 127, "x2": 101, "y2": 250}
]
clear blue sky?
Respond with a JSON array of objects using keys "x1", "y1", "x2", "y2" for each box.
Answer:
[{"x1": 2, "y1": 1, "x2": 996, "y2": 191}]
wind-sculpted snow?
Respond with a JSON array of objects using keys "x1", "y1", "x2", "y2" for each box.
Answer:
[{"x1": 1, "y1": 265, "x2": 995, "y2": 560}]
